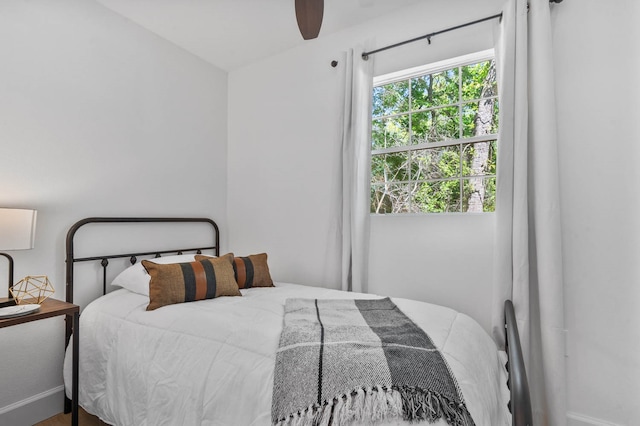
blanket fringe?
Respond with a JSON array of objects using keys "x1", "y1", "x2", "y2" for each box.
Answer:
[
  {"x1": 273, "y1": 385, "x2": 473, "y2": 426},
  {"x1": 396, "y1": 386, "x2": 475, "y2": 426}
]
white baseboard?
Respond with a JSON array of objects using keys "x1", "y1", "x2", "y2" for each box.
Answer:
[
  {"x1": 567, "y1": 411, "x2": 623, "y2": 426},
  {"x1": 0, "y1": 386, "x2": 64, "y2": 426}
]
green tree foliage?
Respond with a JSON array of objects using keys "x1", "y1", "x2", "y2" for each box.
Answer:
[{"x1": 371, "y1": 59, "x2": 498, "y2": 214}]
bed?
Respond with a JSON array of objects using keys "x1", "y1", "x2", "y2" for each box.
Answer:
[{"x1": 62, "y1": 217, "x2": 531, "y2": 426}]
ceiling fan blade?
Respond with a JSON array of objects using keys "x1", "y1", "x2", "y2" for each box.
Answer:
[{"x1": 295, "y1": 0, "x2": 324, "y2": 40}]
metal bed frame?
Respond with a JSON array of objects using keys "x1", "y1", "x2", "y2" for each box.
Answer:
[
  {"x1": 505, "y1": 300, "x2": 533, "y2": 426},
  {"x1": 63, "y1": 217, "x2": 531, "y2": 426},
  {"x1": 63, "y1": 217, "x2": 219, "y2": 413}
]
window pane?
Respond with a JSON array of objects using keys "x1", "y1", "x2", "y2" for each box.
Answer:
[
  {"x1": 461, "y1": 141, "x2": 497, "y2": 177},
  {"x1": 461, "y1": 102, "x2": 478, "y2": 138},
  {"x1": 371, "y1": 116, "x2": 410, "y2": 150},
  {"x1": 371, "y1": 184, "x2": 391, "y2": 213},
  {"x1": 463, "y1": 177, "x2": 496, "y2": 212},
  {"x1": 411, "y1": 68, "x2": 459, "y2": 110},
  {"x1": 434, "y1": 106, "x2": 460, "y2": 141},
  {"x1": 372, "y1": 81, "x2": 410, "y2": 117},
  {"x1": 371, "y1": 153, "x2": 386, "y2": 183},
  {"x1": 412, "y1": 146, "x2": 461, "y2": 181},
  {"x1": 371, "y1": 152, "x2": 410, "y2": 185},
  {"x1": 492, "y1": 99, "x2": 500, "y2": 134},
  {"x1": 411, "y1": 107, "x2": 459, "y2": 143},
  {"x1": 462, "y1": 97, "x2": 498, "y2": 138},
  {"x1": 413, "y1": 179, "x2": 462, "y2": 213},
  {"x1": 484, "y1": 177, "x2": 496, "y2": 211},
  {"x1": 461, "y1": 60, "x2": 497, "y2": 101},
  {"x1": 370, "y1": 183, "x2": 410, "y2": 213},
  {"x1": 371, "y1": 119, "x2": 386, "y2": 150},
  {"x1": 410, "y1": 111, "x2": 432, "y2": 144}
]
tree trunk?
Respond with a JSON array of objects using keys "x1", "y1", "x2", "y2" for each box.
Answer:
[{"x1": 467, "y1": 61, "x2": 496, "y2": 212}]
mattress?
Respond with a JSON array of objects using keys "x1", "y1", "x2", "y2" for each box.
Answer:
[{"x1": 63, "y1": 283, "x2": 511, "y2": 426}]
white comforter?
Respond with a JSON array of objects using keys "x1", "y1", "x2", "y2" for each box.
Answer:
[{"x1": 64, "y1": 283, "x2": 510, "y2": 426}]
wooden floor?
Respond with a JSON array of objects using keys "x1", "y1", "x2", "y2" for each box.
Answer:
[{"x1": 35, "y1": 408, "x2": 109, "y2": 426}]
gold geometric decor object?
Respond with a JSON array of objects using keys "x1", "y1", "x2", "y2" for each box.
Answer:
[{"x1": 9, "y1": 275, "x2": 55, "y2": 305}]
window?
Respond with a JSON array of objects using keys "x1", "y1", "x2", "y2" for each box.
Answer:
[{"x1": 370, "y1": 50, "x2": 498, "y2": 214}]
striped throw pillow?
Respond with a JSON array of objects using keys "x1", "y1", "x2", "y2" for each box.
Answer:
[
  {"x1": 142, "y1": 253, "x2": 241, "y2": 311},
  {"x1": 196, "y1": 253, "x2": 274, "y2": 289}
]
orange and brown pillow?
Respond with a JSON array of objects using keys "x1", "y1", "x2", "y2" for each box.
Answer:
[
  {"x1": 142, "y1": 253, "x2": 241, "y2": 311},
  {"x1": 196, "y1": 253, "x2": 274, "y2": 289}
]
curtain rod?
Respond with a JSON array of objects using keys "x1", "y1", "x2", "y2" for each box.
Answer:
[{"x1": 361, "y1": 0, "x2": 563, "y2": 60}]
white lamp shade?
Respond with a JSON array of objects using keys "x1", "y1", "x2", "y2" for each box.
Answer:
[{"x1": 0, "y1": 208, "x2": 37, "y2": 250}]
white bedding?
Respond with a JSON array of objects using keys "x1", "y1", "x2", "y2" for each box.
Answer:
[{"x1": 64, "y1": 283, "x2": 511, "y2": 426}]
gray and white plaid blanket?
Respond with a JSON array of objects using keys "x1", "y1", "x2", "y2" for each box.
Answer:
[{"x1": 272, "y1": 298, "x2": 475, "y2": 426}]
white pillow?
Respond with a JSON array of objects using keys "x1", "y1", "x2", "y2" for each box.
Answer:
[{"x1": 110, "y1": 254, "x2": 198, "y2": 296}]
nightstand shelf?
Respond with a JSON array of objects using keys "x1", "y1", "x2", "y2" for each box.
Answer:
[{"x1": 0, "y1": 298, "x2": 79, "y2": 426}]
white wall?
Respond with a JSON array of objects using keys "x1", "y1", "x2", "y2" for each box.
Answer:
[
  {"x1": 368, "y1": 214, "x2": 495, "y2": 332},
  {"x1": 0, "y1": 1, "x2": 228, "y2": 423},
  {"x1": 553, "y1": 1, "x2": 640, "y2": 425},
  {"x1": 228, "y1": 0, "x2": 503, "y2": 333}
]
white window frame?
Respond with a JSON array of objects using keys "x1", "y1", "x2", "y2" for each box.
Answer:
[{"x1": 371, "y1": 49, "x2": 498, "y2": 215}]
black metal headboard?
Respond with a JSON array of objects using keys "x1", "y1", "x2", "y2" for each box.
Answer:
[
  {"x1": 65, "y1": 217, "x2": 219, "y2": 305},
  {"x1": 64, "y1": 217, "x2": 219, "y2": 345}
]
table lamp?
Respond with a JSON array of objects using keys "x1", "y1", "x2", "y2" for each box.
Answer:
[{"x1": 0, "y1": 208, "x2": 37, "y2": 308}]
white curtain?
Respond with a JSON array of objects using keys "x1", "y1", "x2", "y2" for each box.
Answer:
[
  {"x1": 340, "y1": 48, "x2": 374, "y2": 293},
  {"x1": 492, "y1": 0, "x2": 567, "y2": 425}
]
